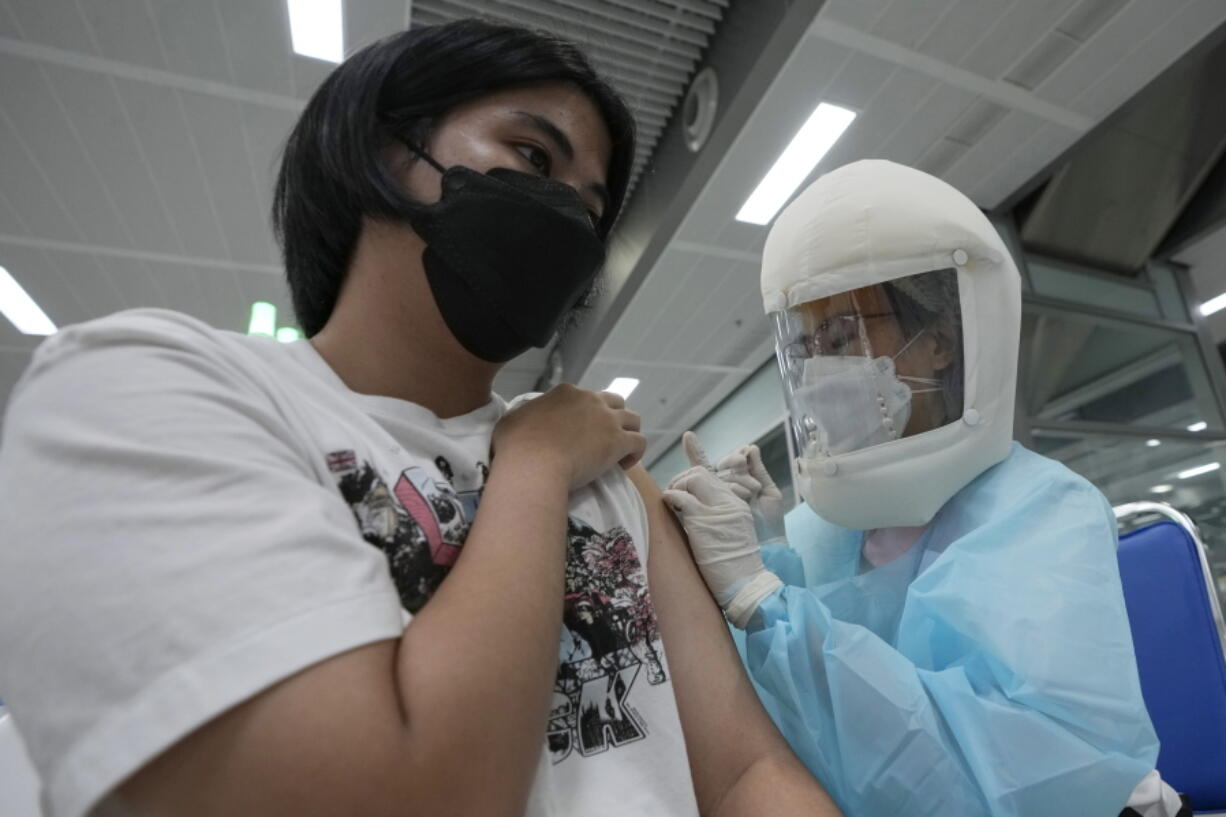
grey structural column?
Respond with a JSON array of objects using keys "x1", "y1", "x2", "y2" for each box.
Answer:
[{"x1": 552, "y1": 0, "x2": 828, "y2": 385}]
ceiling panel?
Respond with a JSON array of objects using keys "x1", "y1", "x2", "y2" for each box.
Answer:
[
  {"x1": 35, "y1": 249, "x2": 131, "y2": 321},
  {"x1": 0, "y1": 54, "x2": 134, "y2": 248},
  {"x1": 949, "y1": 0, "x2": 1071, "y2": 77},
  {"x1": 44, "y1": 62, "x2": 186, "y2": 256},
  {"x1": 110, "y1": 79, "x2": 234, "y2": 260},
  {"x1": 0, "y1": 242, "x2": 94, "y2": 327},
  {"x1": 78, "y1": 0, "x2": 169, "y2": 71},
  {"x1": 212, "y1": 0, "x2": 298, "y2": 96},
  {"x1": 177, "y1": 89, "x2": 281, "y2": 265},
  {"x1": 2, "y1": 0, "x2": 97, "y2": 54},
  {"x1": 146, "y1": 0, "x2": 235, "y2": 86},
  {"x1": 870, "y1": 0, "x2": 959, "y2": 51}
]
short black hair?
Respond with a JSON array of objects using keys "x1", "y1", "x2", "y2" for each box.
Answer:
[{"x1": 272, "y1": 19, "x2": 637, "y2": 336}]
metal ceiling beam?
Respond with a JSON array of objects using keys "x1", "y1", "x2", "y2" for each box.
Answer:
[
  {"x1": 555, "y1": 0, "x2": 827, "y2": 384},
  {"x1": 1159, "y1": 152, "x2": 1226, "y2": 259},
  {"x1": 993, "y1": 17, "x2": 1226, "y2": 219},
  {"x1": 1018, "y1": 35, "x2": 1226, "y2": 274}
]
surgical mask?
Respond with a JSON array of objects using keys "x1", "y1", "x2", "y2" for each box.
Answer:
[
  {"x1": 795, "y1": 330, "x2": 941, "y2": 456},
  {"x1": 405, "y1": 146, "x2": 606, "y2": 363}
]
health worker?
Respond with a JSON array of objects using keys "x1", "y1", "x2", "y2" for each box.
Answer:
[{"x1": 664, "y1": 160, "x2": 1181, "y2": 817}]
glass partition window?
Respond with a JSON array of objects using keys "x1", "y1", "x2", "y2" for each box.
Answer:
[
  {"x1": 1021, "y1": 310, "x2": 1224, "y2": 433},
  {"x1": 1032, "y1": 429, "x2": 1226, "y2": 608}
]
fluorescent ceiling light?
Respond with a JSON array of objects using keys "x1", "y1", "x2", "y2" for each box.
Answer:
[
  {"x1": 276, "y1": 327, "x2": 303, "y2": 343},
  {"x1": 1188, "y1": 421, "x2": 1208, "y2": 432},
  {"x1": 1146, "y1": 439, "x2": 1161, "y2": 447},
  {"x1": 1150, "y1": 484, "x2": 1173, "y2": 494},
  {"x1": 248, "y1": 302, "x2": 277, "y2": 337},
  {"x1": 1178, "y1": 462, "x2": 1220, "y2": 479},
  {"x1": 735, "y1": 102, "x2": 857, "y2": 225},
  {"x1": 0, "y1": 265, "x2": 56, "y2": 335},
  {"x1": 287, "y1": 0, "x2": 344, "y2": 63},
  {"x1": 1200, "y1": 292, "x2": 1226, "y2": 316},
  {"x1": 605, "y1": 377, "x2": 640, "y2": 399}
]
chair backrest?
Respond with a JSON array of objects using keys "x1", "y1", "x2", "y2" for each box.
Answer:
[
  {"x1": 0, "y1": 710, "x2": 42, "y2": 817},
  {"x1": 1115, "y1": 501, "x2": 1226, "y2": 811}
]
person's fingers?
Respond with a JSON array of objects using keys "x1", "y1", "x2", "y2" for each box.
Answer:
[
  {"x1": 671, "y1": 467, "x2": 732, "y2": 506},
  {"x1": 600, "y1": 392, "x2": 626, "y2": 410},
  {"x1": 618, "y1": 432, "x2": 648, "y2": 470},
  {"x1": 662, "y1": 488, "x2": 704, "y2": 517},
  {"x1": 666, "y1": 465, "x2": 710, "y2": 492},
  {"x1": 725, "y1": 482, "x2": 754, "y2": 502},
  {"x1": 715, "y1": 451, "x2": 749, "y2": 475},
  {"x1": 682, "y1": 430, "x2": 712, "y2": 469},
  {"x1": 716, "y1": 467, "x2": 761, "y2": 496},
  {"x1": 745, "y1": 444, "x2": 772, "y2": 484},
  {"x1": 617, "y1": 409, "x2": 641, "y2": 432}
]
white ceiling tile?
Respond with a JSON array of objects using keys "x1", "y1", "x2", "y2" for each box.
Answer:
[
  {"x1": 35, "y1": 248, "x2": 130, "y2": 321},
  {"x1": 1071, "y1": 0, "x2": 1226, "y2": 121},
  {"x1": 0, "y1": 112, "x2": 82, "y2": 242},
  {"x1": 290, "y1": 54, "x2": 335, "y2": 102},
  {"x1": 817, "y1": 66, "x2": 940, "y2": 170},
  {"x1": 663, "y1": 262, "x2": 750, "y2": 359},
  {"x1": 4, "y1": 0, "x2": 98, "y2": 54},
  {"x1": 90, "y1": 254, "x2": 163, "y2": 313},
  {"x1": 1036, "y1": 0, "x2": 1191, "y2": 109},
  {"x1": 822, "y1": 50, "x2": 897, "y2": 111},
  {"x1": 213, "y1": 0, "x2": 297, "y2": 96},
  {"x1": 599, "y1": 251, "x2": 699, "y2": 359},
  {"x1": 957, "y1": 0, "x2": 1076, "y2": 80},
  {"x1": 916, "y1": 0, "x2": 1017, "y2": 69},
  {"x1": 346, "y1": 0, "x2": 408, "y2": 52},
  {"x1": 144, "y1": 260, "x2": 211, "y2": 317},
  {"x1": 944, "y1": 109, "x2": 1047, "y2": 202},
  {"x1": 177, "y1": 89, "x2": 279, "y2": 265},
  {"x1": 109, "y1": 80, "x2": 230, "y2": 260},
  {"x1": 0, "y1": 54, "x2": 133, "y2": 248},
  {"x1": 0, "y1": 187, "x2": 29, "y2": 235},
  {"x1": 77, "y1": 0, "x2": 169, "y2": 70},
  {"x1": 237, "y1": 101, "x2": 298, "y2": 217},
  {"x1": 680, "y1": 284, "x2": 770, "y2": 368},
  {"x1": 876, "y1": 82, "x2": 979, "y2": 166},
  {"x1": 818, "y1": 0, "x2": 894, "y2": 32},
  {"x1": 627, "y1": 256, "x2": 717, "y2": 361},
  {"x1": 41, "y1": 62, "x2": 185, "y2": 256},
  {"x1": 965, "y1": 119, "x2": 1080, "y2": 209},
  {"x1": 869, "y1": 0, "x2": 959, "y2": 51},
  {"x1": 0, "y1": 1, "x2": 23, "y2": 38},
  {"x1": 0, "y1": 241, "x2": 91, "y2": 328},
  {"x1": 146, "y1": 0, "x2": 235, "y2": 85}
]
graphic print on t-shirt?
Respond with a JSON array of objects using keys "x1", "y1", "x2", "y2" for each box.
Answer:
[
  {"x1": 330, "y1": 451, "x2": 482, "y2": 613},
  {"x1": 549, "y1": 517, "x2": 667, "y2": 764}
]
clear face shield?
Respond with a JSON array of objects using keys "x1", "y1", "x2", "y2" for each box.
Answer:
[{"x1": 773, "y1": 268, "x2": 965, "y2": 461}]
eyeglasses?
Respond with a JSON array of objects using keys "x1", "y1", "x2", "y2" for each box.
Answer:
[{"x1": 782, "y1": 312, "x2": 897, "y2": 362}]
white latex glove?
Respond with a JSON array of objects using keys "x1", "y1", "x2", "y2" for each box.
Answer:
[
  {"x1": 663, "y1": 463, "x2": 783, "y2": 629},
  {"x1": 682, "y1": 432, "x2": 786, "y2": 540}
]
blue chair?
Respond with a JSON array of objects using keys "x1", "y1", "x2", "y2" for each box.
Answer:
[{"x1": 1115, "y1": 501, "x2": 1226, "y2": 814}]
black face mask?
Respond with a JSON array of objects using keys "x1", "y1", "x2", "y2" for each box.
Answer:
[{"x1": 405, "y1": 147, "x2": 607, "y2": 363}]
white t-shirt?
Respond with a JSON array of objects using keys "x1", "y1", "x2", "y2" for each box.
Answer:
[{"x1": 0, "y1": 309, "x2": 698, "y2": 817}]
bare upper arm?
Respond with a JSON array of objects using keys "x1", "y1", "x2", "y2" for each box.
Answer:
[
  {"x1": 624, "y1": 466, "x2": 785, "y2": 804},
  {"x1": 113, "y1": 640, "x2": 410, "y2": 817}
]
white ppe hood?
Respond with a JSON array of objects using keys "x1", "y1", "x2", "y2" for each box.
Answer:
[{"x1": 761, "y1": 159, "x2": 1021, "y2": 530}]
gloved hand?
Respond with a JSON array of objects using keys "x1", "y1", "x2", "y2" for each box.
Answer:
[
  {"x1": 703, "y1": 437, "x2": 787, "y2": 541},
  {"x1": 663, "y1": 447, "x2": 783, "y2": 629}
]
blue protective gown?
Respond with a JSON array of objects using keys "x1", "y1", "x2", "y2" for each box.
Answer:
[{"x1": 735, "y1": 443, "x2": 1159, "y2": 816}]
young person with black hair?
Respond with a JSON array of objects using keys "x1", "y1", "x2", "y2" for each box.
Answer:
[{"x1": 0, "y1": 20, "x2": 839, "y2": 817}]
